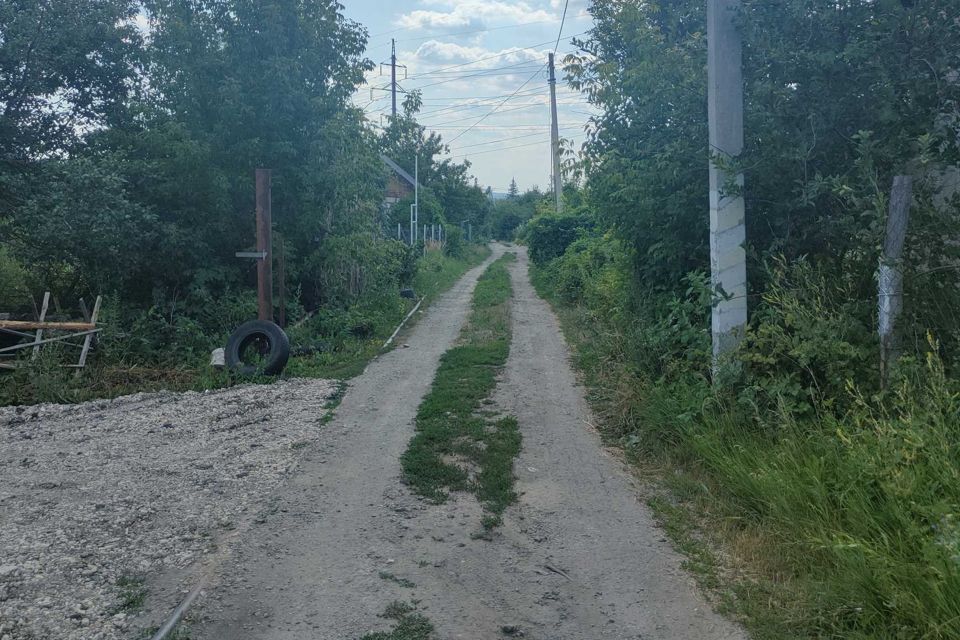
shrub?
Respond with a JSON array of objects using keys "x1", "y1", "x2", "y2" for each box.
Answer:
[
  {"x1": 524, "y1": 214, "x2": 591, "y2": 266},
  {"x1": 443, "y1": 226, "x2": 464, "y2": 258}
]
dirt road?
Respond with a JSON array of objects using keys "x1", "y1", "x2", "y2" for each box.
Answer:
[{"x1": 185, "y1": 245, "x2": 745, "y2": 640}]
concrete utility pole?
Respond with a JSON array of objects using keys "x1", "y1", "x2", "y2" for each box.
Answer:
[
  {"x1": 255, "y1": 168, "x2": 273, "y2": 322},
  {"x1": 548, "y1": 53, "x2": 563, "y2": 213},
  {"x1": 707, "y1": 0, "x2": 747, "y2": 369}
]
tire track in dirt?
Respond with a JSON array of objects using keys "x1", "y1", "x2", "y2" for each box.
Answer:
[
  {"x1": 184, "y1": 244, "x2": 745, "y2": 640},
  {"x1": 183, "y1": 245, "x2": 506, "y2": 639}
]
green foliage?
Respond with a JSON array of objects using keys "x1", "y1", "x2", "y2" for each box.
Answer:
[
  {"x1": 741, "y1": 257, "x2": 876, "y2": 417},
  {"x1": 524, "y1": 214, "x2": 592, "y2": 266},
  {"x1": 0, "y1": 0, "x2": 142, "y2": 160},
  {"x1": 530, "y1": 1, "x2": 960, "y2": 636},
  {"x1": 442, "y1": 226, "x2": 464, "y2": 259},
  {"x1": 0, "y1": 246, "x2": 32, "y2": 309},
  {"x1": 402, "y1": 254, "x2": 521, "y2": 518},
  {"x1": 535, "y1": 259, "x2": 960, "y2": 638},
  {"x1": 11, "y1": 156, "x2": 159, "y2": 299}
]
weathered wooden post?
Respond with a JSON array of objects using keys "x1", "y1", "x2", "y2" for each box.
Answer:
[
  {"x1": 277, "y1": 232, "x2": 286, "y2": 329},
  {"x1": 879, "y1": 175, "x2": 913, "y2": 385},
  {"x1": 255, "y1": 168, "x2": 273, "y2": 322},
  {"x1": 708, "y1": 0, "x2": 748, "y2": 372}
]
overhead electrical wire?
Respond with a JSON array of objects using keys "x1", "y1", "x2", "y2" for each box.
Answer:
[
  {"x1": 554, "y1": 0, "x2": 571, "y2": 54},
  {"x1": 446, "y1": 126, "x2": 583, "y2": 152},
  {"x1": 443, "y1": 63, "x2": 548, "y2": 145}
]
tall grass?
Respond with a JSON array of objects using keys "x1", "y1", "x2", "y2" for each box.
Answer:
[{"x1": 532, "y1": 263, "x2": 960, "y2": 640}]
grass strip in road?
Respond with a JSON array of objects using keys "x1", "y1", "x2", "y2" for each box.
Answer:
[
  {"x1": 360, "y1": 601, "x2": 435, "y2": 640},
  {"x1": 401, "y1": 253, "x2": 520, "y2": 518}
]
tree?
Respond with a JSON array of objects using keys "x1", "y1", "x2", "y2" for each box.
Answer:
[
  {"x1": 0, "y1": 0, "x2": 142, "y2": 161},
  {"x1": 507, "y1": 178, "x2": 519, "y2": 199}
]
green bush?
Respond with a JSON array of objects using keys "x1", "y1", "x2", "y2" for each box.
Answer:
[
  {"x1": 0, "y1": 246, "x2": 33, "y2": 310},
  {"x1": 443, "y1": 226, "x2": 464, "y2": 258},
  {"x1": 524, "y1": 214, "x2": 591, "y2": 266},
  {"x1": 740, "y1": 256, "x2": 877, "y2": 418}
]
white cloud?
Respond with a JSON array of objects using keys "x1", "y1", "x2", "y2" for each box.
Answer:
[
  {"x1": 413, "y1": 41, "x2": 545, "y2": 66},
  {"x1": 398, "y1": 1, "x2": 555, "y2": 30}
]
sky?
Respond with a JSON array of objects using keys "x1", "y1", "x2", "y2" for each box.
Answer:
[{"x1": 341, "y1": 0, "x2": 596, "y2": 193}]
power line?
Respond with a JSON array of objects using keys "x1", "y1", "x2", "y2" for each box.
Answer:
[
  {"x1": 554, "y1": 0, "x2": 571, "y2": 53},
  {"x1": 446, "y1": 126, "x2": 583, "y2": 151},
  {"x1": 448, "y1": 139, "x2": 551, "y2": 159},
  {"x1": 411, "y1": 65, "x2": 547, "y2": 91},
  {"x1": 445, "y1": 64, "x2": 547, "y2": 145},
  {"x1": 421, "y1": 103, "x2": 545, "y2": 127}
]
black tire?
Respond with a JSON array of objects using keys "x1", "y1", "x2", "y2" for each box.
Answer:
[{"x1": 224, "y1": 320, "x2": 290, "y2": 376}]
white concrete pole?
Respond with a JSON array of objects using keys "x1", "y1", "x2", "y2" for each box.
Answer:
[
  {"x1": 548, "y1": 53, "x2": 563, "y2": 214},
  {"x1": 708, "y1": 0, "x2": 747, "y2": 368}
]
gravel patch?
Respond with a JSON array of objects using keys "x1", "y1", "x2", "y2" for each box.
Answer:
[{"x1": 0, "y1": 377, "x2": 338, "y2": 640}]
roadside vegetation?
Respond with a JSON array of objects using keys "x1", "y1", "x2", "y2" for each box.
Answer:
[
  {"x1": 518, "y1": 1, "x2": 960, "y2": 638},
  {"x1": 0, "y1": 1, "x2": 497, "y2": 407},
  {"x1": 402, "y1": 254, "x2": 521, "y2": 526},
  {"x1": 360, "y1": 601, "x2": 435, "y2": 640}
]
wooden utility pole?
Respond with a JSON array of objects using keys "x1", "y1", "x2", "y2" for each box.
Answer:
[
  {"x1": 707, "y1": 0, "x2": 747, "y2": 369},
  {"x1": 879, "y1": 175, "x2": 913, "y2": 385},
  {"x1": 255, "y1": 168, "x2": 274, "y2": 322},
  {"x1": 548, "y1": 53, "x2": 563, "y2": 214}
]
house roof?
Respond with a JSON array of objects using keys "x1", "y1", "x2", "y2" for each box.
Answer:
[{"x1": 381, "y1": 154, "x2": 419, "y2": 189}]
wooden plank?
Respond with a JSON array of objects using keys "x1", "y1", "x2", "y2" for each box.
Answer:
[
  {"x1": 0, "y1": 320, "x2": 97, "y2": 331},
  {"x1": 0, "y1": 329, "x2": 101, "y2": 354},
  {"x1": 33, "y1": 292, "x2": 50, "y2": 360},
  {"x1": 74, "y1": 296, "x2": 102, "y2": 374}
]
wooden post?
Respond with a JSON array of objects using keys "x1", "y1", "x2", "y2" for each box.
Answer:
[
  {"x1": 255, "y1": 169, "x2": 274, "y2": 323},
  {"x1": 277, "y1": 233, "x2": 286, "y2": 328},
  {"x1": 74, "y1": 296, "x2": 102, "y2": 376},
  {"x1": 879, "y1": 175, "x2": 913, "y2": 385},
  {"x1": 32, "y1": 292, "x2": 50, "y2": 360}
]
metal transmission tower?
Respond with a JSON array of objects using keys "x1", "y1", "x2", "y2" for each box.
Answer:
[
  {"x1": 707, "y1": 0, "x2": 747, "y2": 370},
  {"x1": 373, "y1": 39, "x2": 407, "y2": 120},
  {"x1": 548, "y1": 53, "x2": 563, "y2": 213}
]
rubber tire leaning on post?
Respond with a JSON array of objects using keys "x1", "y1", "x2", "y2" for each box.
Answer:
[{"x1": 224, "y1": 320, "x2": 290, "y2": 376}]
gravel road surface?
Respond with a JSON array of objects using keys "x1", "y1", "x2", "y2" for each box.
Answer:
[
  {"x1": 0, "y1": 378, "x2": 338, "y2": 640},
  {"x1": 185, "y1": 245, "x2": 746, "y2": 640}
]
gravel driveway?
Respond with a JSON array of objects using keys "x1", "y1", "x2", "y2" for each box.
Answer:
[{"x1": 0, "y1": 378, "x2": 338, "y2": 640}]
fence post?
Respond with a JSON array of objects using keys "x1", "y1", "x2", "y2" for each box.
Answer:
[{"x1": 879, "y1": 175, "x2": 913, "y2": 386}]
